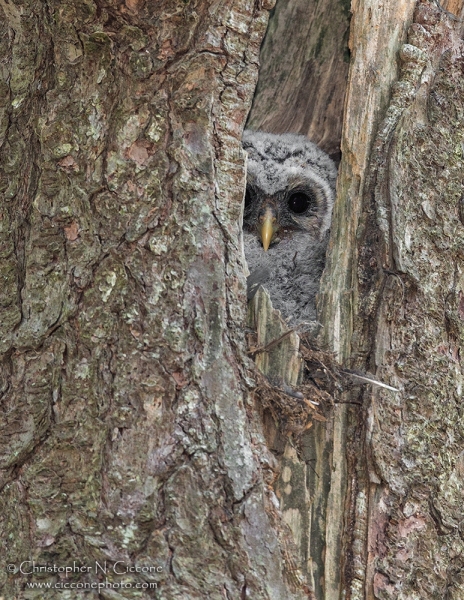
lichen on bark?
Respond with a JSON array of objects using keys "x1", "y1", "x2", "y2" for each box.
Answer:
[
  {"x1": 0, "y1": 0, "x2": 309, "y2": 598},
  {"x1": 345, "y1": 2, "x2": 464, "y2": 598}
]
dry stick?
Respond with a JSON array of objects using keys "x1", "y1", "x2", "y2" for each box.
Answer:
[
  {"x1": 247, "y1": 329, "x2": 295, "y2": 357},
  {"x1": 340, "y1": 369, "x2": 399, "y2": 392}
]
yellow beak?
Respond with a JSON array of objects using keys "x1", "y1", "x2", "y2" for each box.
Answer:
[{"x1": 258, "y1": 208, "x2": 277, "y2": 251}]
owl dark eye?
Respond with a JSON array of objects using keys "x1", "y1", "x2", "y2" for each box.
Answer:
[{"x1": 288, "y1": 192, "x2": 311, "y2": 214}]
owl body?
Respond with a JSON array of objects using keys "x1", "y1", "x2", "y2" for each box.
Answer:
[{"x1": 242, "y1": 130, "x2": 337, "y2": 327}]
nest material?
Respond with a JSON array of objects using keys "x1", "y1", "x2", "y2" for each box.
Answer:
[{"x1": 248, "y1": 331, "x2": 344, "y2": 440}]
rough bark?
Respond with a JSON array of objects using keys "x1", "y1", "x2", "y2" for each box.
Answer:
[
  {"x1": 319, "y1": 0, "x2": 464, "y2": 598},
  {"x1": 3, "y1": 0, "x2": 463, "y2": 598},
  {"x1": 0, "y1": 1, "x2": 311, "y2": 598}
]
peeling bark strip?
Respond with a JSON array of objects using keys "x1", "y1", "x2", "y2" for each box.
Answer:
[{"x1": 0, "y1": 1, "x2": 311, "y2": 598}]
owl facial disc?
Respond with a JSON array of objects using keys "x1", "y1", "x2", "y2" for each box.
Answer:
[{"x1": 242, "y1": 130, "x2": 337, "y2": 326}]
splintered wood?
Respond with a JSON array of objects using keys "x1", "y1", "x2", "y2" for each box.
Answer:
[{"x1": 247, "y1": 287, "x2": 342, "y2": 442}]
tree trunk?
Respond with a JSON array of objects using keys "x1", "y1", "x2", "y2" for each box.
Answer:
[
  {"x1": 0, "y1": 1, "x2": 311, "y2": 598},
  {"x1": 319, "y1": 0, "x2": 464, "y2": 598},
  {"x1": 3, "y1": 0, "x2": 464, "y2": 598}
]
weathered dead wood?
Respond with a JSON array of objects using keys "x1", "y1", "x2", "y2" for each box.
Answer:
[
  {"x1": 442, "y1": 0, "x2": 464, "y2": 18},
  {"x1": 318, "y1": 0, "x2": 464, "y2": 598},
  {"x1": 246, "y1": 0, "x2": 351, "y2": 160},
  {"x1": 352, "y1": 2, "x2": 464, "y2": 598},
  {"x1": 248, "y1": 287, "x2": 344, "y2": 596},
  {"x1": 317, "y1": 0, "x2": 418, "y2": 597}
]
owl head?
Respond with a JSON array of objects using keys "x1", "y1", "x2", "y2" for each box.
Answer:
[{"x1": 242, "y1": 130, "x2": 337, "y2": 250}]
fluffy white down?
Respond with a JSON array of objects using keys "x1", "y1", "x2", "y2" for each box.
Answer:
[{"x1": 242, "y1": 130, "x2": 337, "y2": 327}]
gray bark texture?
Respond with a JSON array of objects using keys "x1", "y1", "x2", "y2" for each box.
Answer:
[
  {"x1": 319, "y1": 0, "x2": 464, "y2": 598},
  {"x1": 2, "y1": 0, "x2": 464, "y2": 599},
  {"x1": 0, "y1": 0, "x2": 312, "y2": 598}
]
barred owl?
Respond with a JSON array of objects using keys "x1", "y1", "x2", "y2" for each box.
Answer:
[{"x1": 242, "y1": 130, "x2": 337, "y2": 328}]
